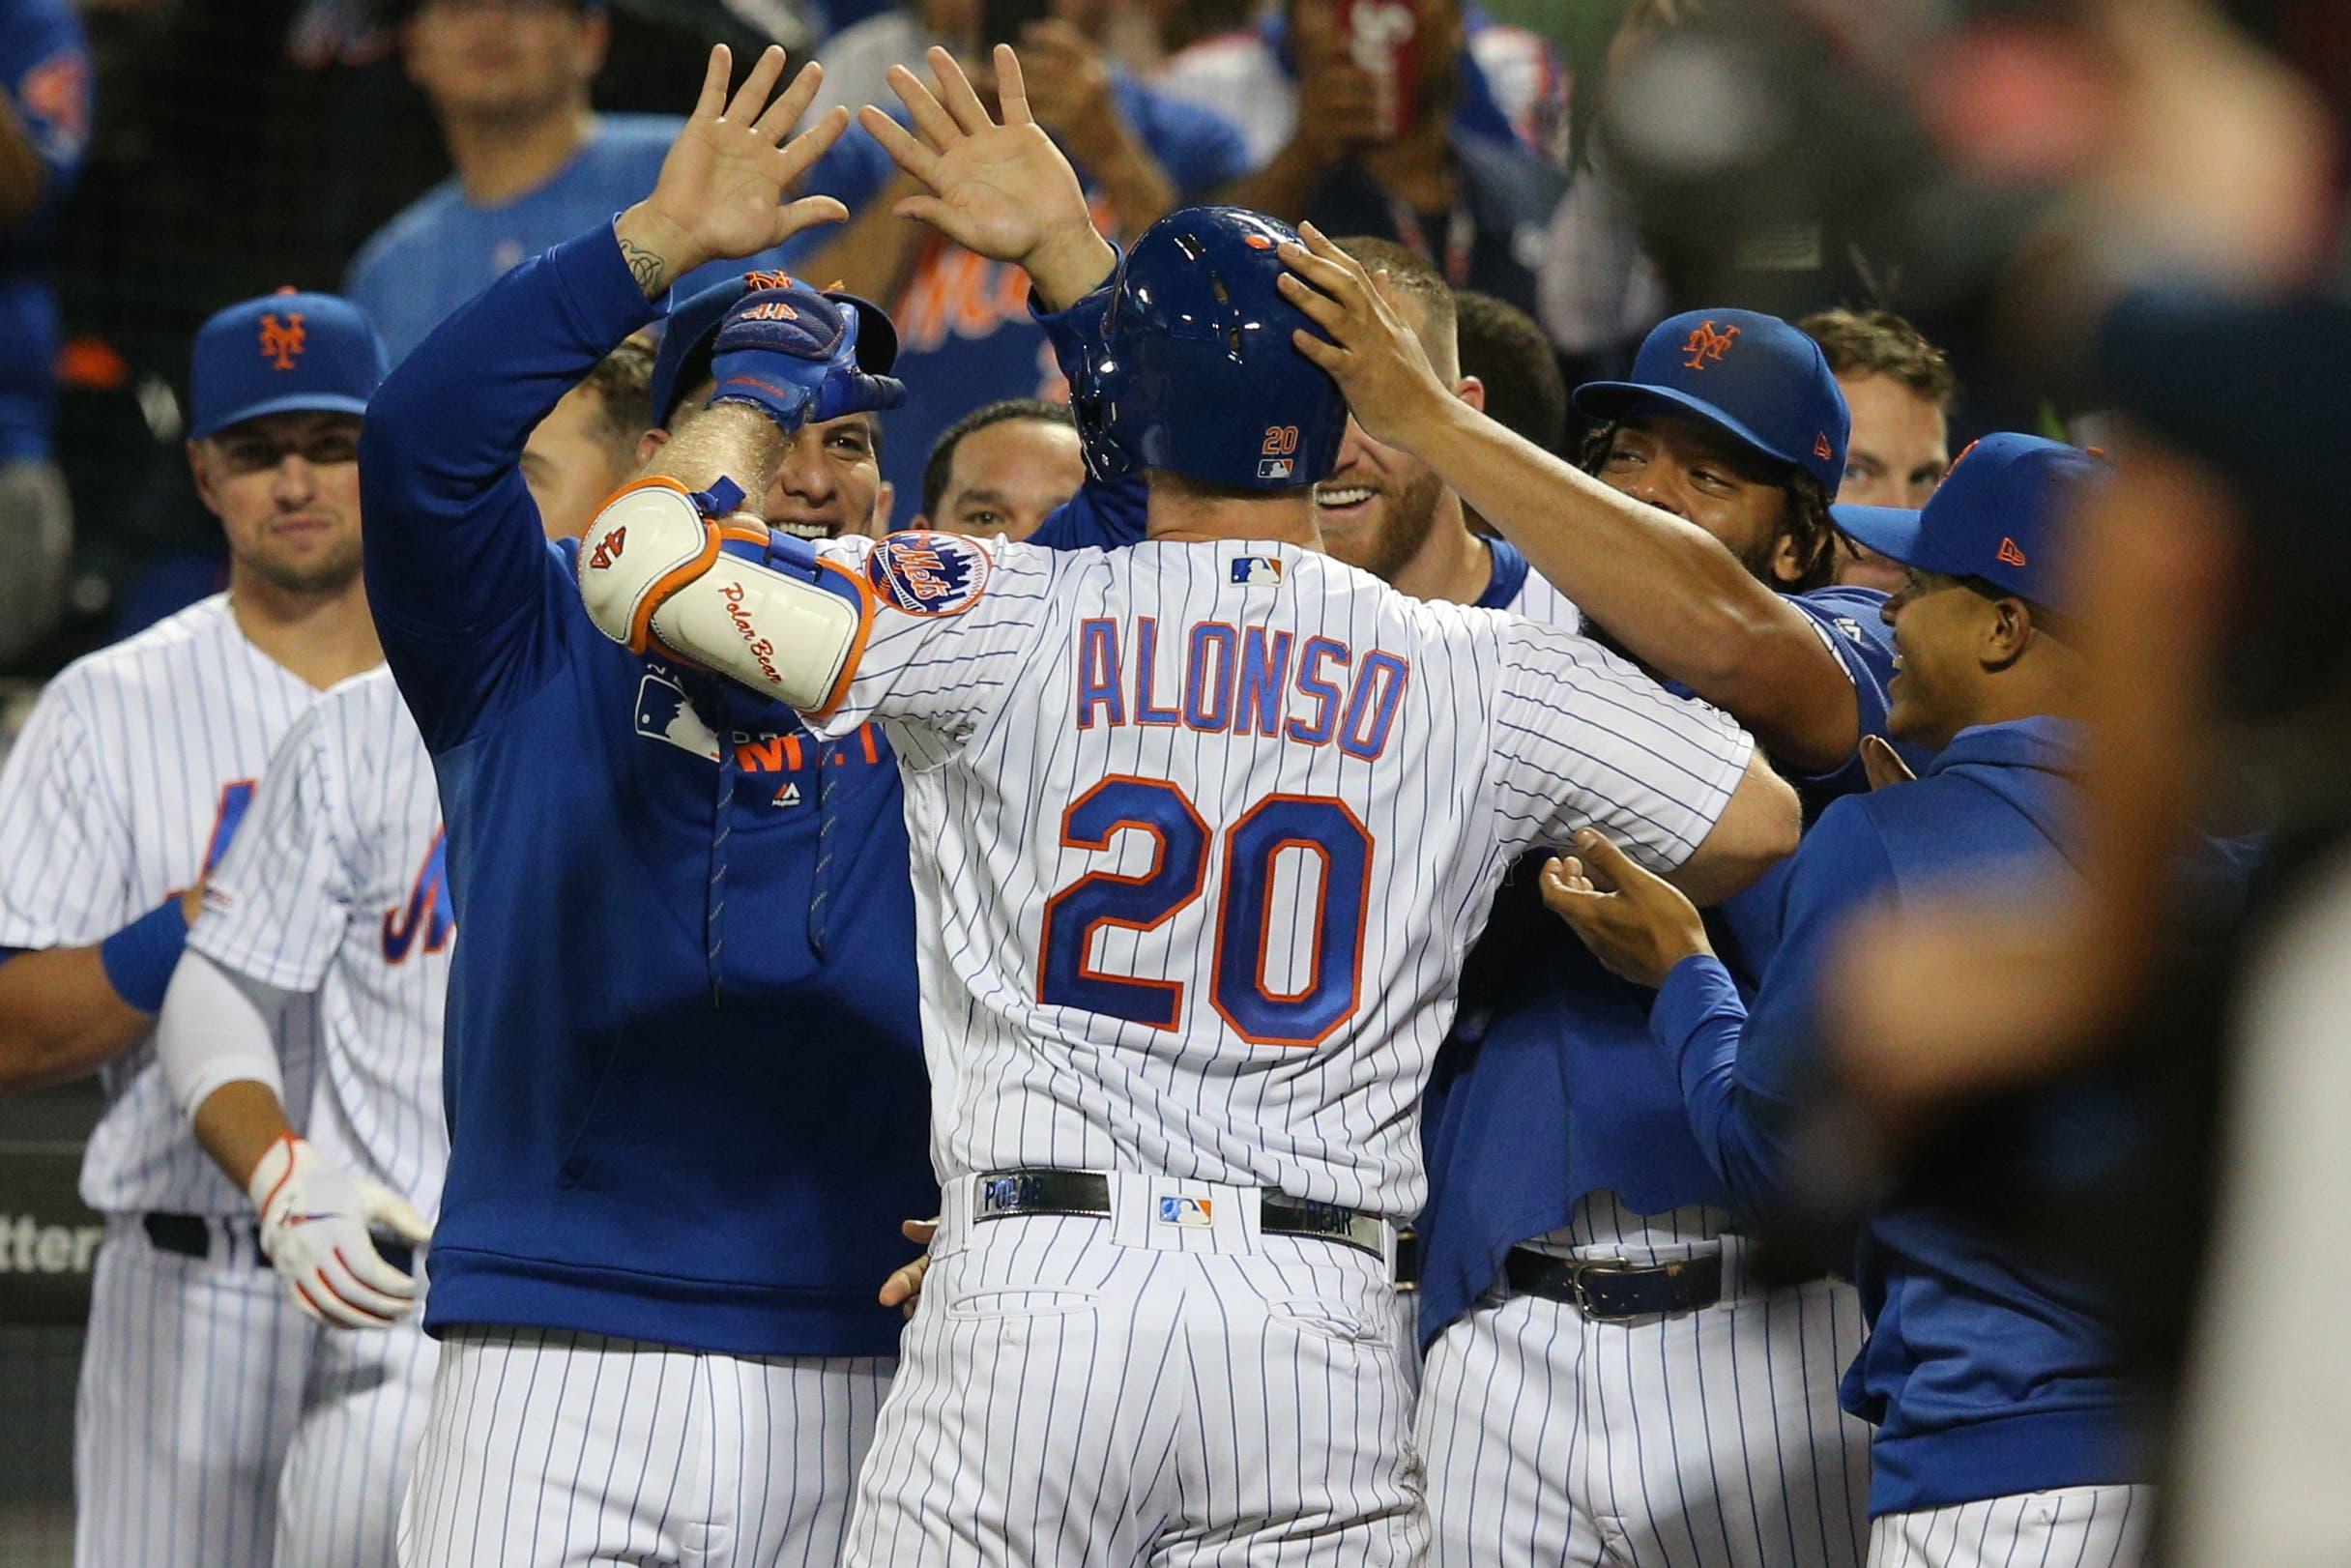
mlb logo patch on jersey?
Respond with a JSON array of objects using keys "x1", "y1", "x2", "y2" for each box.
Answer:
[
  {"x1": 1231, "y1": 556, "x2": 1284, "y2": 587},
  {"x1": 1157, "y1": 1196, "x2": 1214, "y2": 1229},
  {"x1": 867, "y1": 530, "x2": 991, "y2": 617}
]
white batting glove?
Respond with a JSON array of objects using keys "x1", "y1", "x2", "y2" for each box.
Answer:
[{"x1": 247, "y1": 1133, "x2": 431, "y2": 1330}]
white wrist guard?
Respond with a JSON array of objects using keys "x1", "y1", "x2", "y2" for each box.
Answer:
[{"x1": 576, "y1": 477, "x2": 872, "y2": 714}]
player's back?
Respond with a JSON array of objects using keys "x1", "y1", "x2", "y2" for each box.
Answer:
[{"x1": 827, "y1": 533, "x2": 1756, "y2": 1219}]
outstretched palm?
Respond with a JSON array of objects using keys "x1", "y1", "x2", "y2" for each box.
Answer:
[
  {"x1": 643, "y1": 46, "x2": 852, "y2": 271},
  {"x1": 859, "y1": 46, "x2": 1093, "y2": 269}
]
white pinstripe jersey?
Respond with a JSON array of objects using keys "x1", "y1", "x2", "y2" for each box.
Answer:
[
  {"x1": 0, "y1": 596, "x2": 322, "y2": 1215},
  {"x1": 811, "y1": 533, "x2": 1755, "y2": 1217},
  {"x1": 191, "y1": 666, "x2": 451, "y2": 1217}
]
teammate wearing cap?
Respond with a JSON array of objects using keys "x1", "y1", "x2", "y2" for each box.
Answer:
[
  {"x1": 1288, "y1": 272, "x2": 1905, "y2": 1560},
  {"x1": 574, "y1": 45, "x2": 1799, "y2": 1560},
  {"x1": 0, "y1": 289, "x2": 389, "y2": 1567},
  {"x1": 357, "y1": 50, "x2": 1146, "y2": 1564},
  {"x1": 1545, "y1": 435, "x2": 2153, "y2": 1566}
]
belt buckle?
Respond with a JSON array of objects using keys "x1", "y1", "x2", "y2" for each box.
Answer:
[{"x1": 1567, "y1": 1257, "x2": 1636, "y2": 1319}]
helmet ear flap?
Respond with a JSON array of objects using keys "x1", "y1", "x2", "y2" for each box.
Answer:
[{"x1": 1071, "y1": 351, "x2": 1137, "y2": 482}]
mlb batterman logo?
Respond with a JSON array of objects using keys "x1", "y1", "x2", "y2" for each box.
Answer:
[
  {"x1": 258, "y1": 312, "x2": 306, "y2": 371},
  {"x1": 866, "y1": 530, "x2": 992, "y2": 617}
]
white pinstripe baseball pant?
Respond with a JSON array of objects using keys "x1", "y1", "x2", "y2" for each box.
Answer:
[
  {"x1": 1416, "y1": 1204, "x2": 1872, "y2": 1567},
  {"x1": 1867, "y1": 1484, "x2": 2153, "y2": 1567},
  {"x1": 396, "y1": 1327, "x2": 893, "y2": 1568},
  {"x1": 843, "y1": 1176, "x2": 1428, "y2": 1565}
]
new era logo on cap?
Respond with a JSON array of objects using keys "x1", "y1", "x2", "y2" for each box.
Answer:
[{"x1": 1996, "y1": 537, "x2": 2028, "y2": 567}]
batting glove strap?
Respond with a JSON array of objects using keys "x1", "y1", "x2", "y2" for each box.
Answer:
[
  {"x1": 705, "y1": 283, "x2": 908, "y2": 433},
  {"x1": 247, "y1": 1133, "x2": 430, "y2": 1332}
]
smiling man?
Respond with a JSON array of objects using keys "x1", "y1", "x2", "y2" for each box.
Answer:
[
  {"x1": 913, "y1": 397, "x2": 1083, "y2": 541},
  {"x1": 1541, "y1": 434, "x2": 2151, "y2": 1568}
]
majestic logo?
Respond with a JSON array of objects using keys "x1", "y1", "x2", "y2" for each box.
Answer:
[
  {"x1": 866, "y1": 530, "x2": 991, "y2": 617},
  {"x1": 1996, "y1": 537, "x2": 2029, "y2": 567},
  {"x1": 1232, "y1": 556, "x2": 1284, "y2": 586},
  {"x1": 257, "y1": 313, "x2": 306, "y2": 371},
  {"x1": 587, "y1": 526, "x2": 625, "y2": 571},
  {"x1": 381, "y1": 828, "x2": 454, "y2": 965},
  {"x1": 1158, "y1": 1196, "x2": 1214, "y2": 1229},
  {"x1": 1680, "y1": 320, "x2": 1738, "y2": 370}
]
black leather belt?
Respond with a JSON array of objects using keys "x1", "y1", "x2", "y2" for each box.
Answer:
[
  {"x1": 972, "y1": 1170, "x2": 1390, "y2": 1261},
  {"x1": 143, "y1": 1211, "x2": 414, "y2": 1277},
  {"x1": 1394, "y1": 1226, "x2": 1420, "y2": 1293},
  {"x1": 1505, "y1": 1245, "x2": 1722, "y2": 1321}
]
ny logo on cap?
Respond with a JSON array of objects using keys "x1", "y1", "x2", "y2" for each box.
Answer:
[
  {"x1": 1996, "y1": 537, "x2": 2028, "y2": 567},
  {"x1": 1682, "y1": 320, "x2": 1739, "y2": 370},
  {"x1": 742, "y1": 269, "x2": 797, "y2": 291},
  {"x1": 257, "y1": 313, "x2": 306, "y2": 372}
]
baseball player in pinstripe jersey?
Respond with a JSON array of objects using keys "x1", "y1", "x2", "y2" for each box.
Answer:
[
  {"x1": 1295, "y1": 274, "x2": 1917, "y2": 1560},
  {"x1": 150, "y1": 663, "x2": 449, "y2": 1568},
  {"x1": 0, "y1": 291, "x2": 389, "y2": 1567},
  {"x1": 573, "y1": 46, "x2": 1801, "y2": 1560}
]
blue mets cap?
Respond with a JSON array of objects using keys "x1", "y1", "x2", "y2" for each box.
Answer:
[
  {"x1": 189, "y1": 289, "x2": 388, "y2": 441},
  {"x1": 1573, "y1": 308, "x2": 1850, "y2": 492},
  {"x1": 650, "y1": 269, "x2": 899, "y2": 430},
  {"x1": 1832, "y1": 433, "x2": 2106, "y2": 615}
]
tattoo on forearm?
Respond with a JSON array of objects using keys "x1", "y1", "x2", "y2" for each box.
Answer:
[{"x1": 619, "y1": 236, "x2": 669, "y2": 293}]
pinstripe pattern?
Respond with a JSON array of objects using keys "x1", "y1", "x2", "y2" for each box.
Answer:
[
  {"x1": 397, "y1": 1328, "x2": 892, "y2": 1568},
  {"x1": 73, "y1": 1217, "x2": 311, "y2": 1568},
  {"x1": 278, "y1": 1319, "x2": 440, "y2": 1567},
  {"x1": 1417, "y1": 1196, "x2": 1872, "y2": 1567},
  {"x1": 187, "y1": 667, "x2": 451, "y2": 1566},
  {"x1": 812, "y1": 535, "x2": 1756, "y2": 1220},
  {"x1": 0, "y1": 595, "x2": 323, "y2": 1214},
  {"x1": 193, "y1": 666, "x2": 451, "y2": 1216},
  {"x1": 845, "y1": 1190, "x2": 1427, "y2": 1565},
  {"x1": 1866, "y1": 1486, "x2": 2152, "y2": 1567}
]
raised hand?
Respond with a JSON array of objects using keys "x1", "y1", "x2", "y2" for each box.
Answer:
[
  {"x1": 857, "y1": 44, "x2": 1116, "y2": 308},
  {"x1": 1276, "y1": 222, "x2": 1455, "y2": 451},
  {"x1": 615, "y1": 47, "x2": 854, "y2": 299}
]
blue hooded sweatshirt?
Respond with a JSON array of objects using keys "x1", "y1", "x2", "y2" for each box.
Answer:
[
  {"x1": 358, "y1": 222, "x2": 1141, "y2": 1356},
  {"x1": 1648, "y1": 717, "x2": 2148, "y2": 1515}
]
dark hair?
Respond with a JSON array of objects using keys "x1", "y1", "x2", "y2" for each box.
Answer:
[
  {"x1": 1332, "y1": 235, "x2": 1459, "y2": 378},
  {"x1": 579, "y1": 334, "x2": 655, "y2": 461},
  {"x1": 920, "y1": 398, "x2": 1076, "y2": 517},
  {"x1": 1796, "y1": 308, "x2": 1958, "y2": 414},
  {"x1": 1579, "y1": 419, "x2": 1839, "y2": 593},
  {"x1": 1452, "y1": 290, "x2": 1568, "y2": 454}
]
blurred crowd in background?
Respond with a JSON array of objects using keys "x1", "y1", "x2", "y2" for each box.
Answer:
[{"x1": 0, "y1": 0, "x2": 2349, "y2": 1557}]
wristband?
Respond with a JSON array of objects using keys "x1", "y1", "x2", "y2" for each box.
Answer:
[{"x1": 99, "y1": 895, "x2": 190, "y2": 1014}]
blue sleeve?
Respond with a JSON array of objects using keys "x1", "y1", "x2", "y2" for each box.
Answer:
[
  {"x1": 358, "y1": 223, "x2": 661, "y2": 752},
  {"x1": 1650, "y1": 798, "x2": 1900, "y2": 1217},
  {"x1": 0, "y1": 0, "x2": 88, "y2": 213},
  {"x1": 1020, "y1": 275, "x2": 1147, "y2": 553},
  {"x1": 1784, "y1": 587, "x2": 1930, "y2": 796}
]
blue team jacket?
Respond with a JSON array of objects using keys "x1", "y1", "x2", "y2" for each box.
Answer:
[
  {"x1": 1649, "y1": 717, "x2": 2145, "y2": 1514},
  {"x1": 1417, "y1": 587, "x2": 1905, "y2": 1346},
  {"x1": 359, "y1": 224, "x2": 1139, "y2": 1356}
]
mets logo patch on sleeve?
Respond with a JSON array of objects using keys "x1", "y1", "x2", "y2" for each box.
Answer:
[{"x1": 866, "y1": 530, "x2": 992, "y2": 617}]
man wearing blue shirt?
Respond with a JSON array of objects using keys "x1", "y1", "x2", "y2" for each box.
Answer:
[
  {"x1": 1544, "y1": 434, "x2": 2154, "y2": 1567},
  {"x1": 0, "y1": 0, "x2": 88, "y2": 664},
  {"x1": 360, "y1": 51, "x2": 1145, "y2": 1564},
  {"x1": 347, "y1": 0, "x2": 795, "y2": 363},
  {"x1": 1286, "y1": 248, "x2": 1895, "y2": 1563}
]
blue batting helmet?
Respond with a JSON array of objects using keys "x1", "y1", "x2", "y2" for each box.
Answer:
[{"x1": 1073, "y1": 207, "x2": 1346, "y2": 492}]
